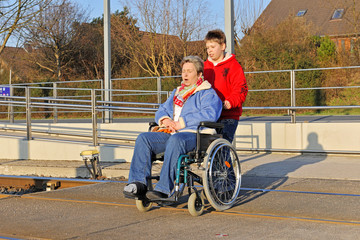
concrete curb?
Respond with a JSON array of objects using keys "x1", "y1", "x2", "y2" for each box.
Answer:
[{"x1": 1, "y1": 153, "x2": 359, "y2": 181}]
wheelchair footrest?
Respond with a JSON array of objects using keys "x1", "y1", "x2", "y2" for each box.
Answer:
[{"x1": 150, "y1": 195, "x2": 176, "y2": 203}]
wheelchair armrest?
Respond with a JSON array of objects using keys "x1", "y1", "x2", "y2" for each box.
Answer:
[
  {"x1": 150, "y1": 121, "x2": 222, "y2": 132},
  {"x1": 199, "y1": 121, "x2": 224, "y2": 129},
  {"x1": 195, "y1": 121, "x2": 223, "y2": 159},
  {"x1": 149, "y1": 122, "x2": 158, "y2": 132}
]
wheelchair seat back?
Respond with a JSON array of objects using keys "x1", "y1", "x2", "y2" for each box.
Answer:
[{"x1": 198, "y1": 133, "x2": 222, "y2": 152}]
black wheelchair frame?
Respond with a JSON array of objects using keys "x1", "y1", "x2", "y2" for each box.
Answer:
[{"x1": 131, "y1": 121, "x2": 242, "y2": 216}]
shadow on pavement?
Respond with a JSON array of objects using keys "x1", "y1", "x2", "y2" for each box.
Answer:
[{"x1": 236, "y1": 132, "x2": 327, "y2": 206}]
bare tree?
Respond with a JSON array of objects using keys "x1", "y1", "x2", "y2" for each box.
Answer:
[
  {"x1": 119, "y1": 0, "x2": 210, "y2": 76},
  {"x1": 171, "y1": 0, "x2": 211, "y2": 55},
  {"x1": 234, "y1": 0, "x2": 268, "y2": 45},
  {"x1": 24, "y1": 0, "x2": 87, "y2": 81},
  {"x1": 0, "y1": 0, "x2": 52, "y2": 55}
]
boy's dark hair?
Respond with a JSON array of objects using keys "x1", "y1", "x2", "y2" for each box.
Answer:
[{"x1": 204, "y1": 29, "x2": 226, "y2": 45}]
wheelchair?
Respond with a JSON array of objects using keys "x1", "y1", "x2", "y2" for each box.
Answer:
[{"x1": 128, "y1": 121, "x2": 242, "y2": 217}]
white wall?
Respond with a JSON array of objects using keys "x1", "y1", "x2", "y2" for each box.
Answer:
[
  {"x1": 235, "y1": 122, "x2": 360, "y2": 153},
  {"x1": 1, "y1": 122, "x2": 359, "y2": 162}
]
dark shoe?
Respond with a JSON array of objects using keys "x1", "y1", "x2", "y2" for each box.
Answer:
[
  {"x1": 123, "y1": 182, "x2": 147, "y2": 198},
  {"x1": 146, "y1": 190, "x2": 168, "y2": 200}
]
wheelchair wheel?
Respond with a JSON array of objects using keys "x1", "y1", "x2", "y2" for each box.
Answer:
[
  {"x1": 202, "y1": 138, "x2": 241, "y2": 211},
  {"x1": 136, "y1": 199, "x2": 153, "y2": 212},
  {"x1": 188, "y1": 192, "x2": 204, "y2": 217}
]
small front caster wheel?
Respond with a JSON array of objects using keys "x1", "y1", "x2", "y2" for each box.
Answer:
[
  {"x1": 188, "y1": 192, "x2": 204, "y2": 217},
  {"x1": 136, "y1": 199, "x2": 153, "y2": 212}
]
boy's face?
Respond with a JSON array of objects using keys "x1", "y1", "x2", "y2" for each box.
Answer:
[{"x1": 206, "y1": 40, "x2": 226, "y2": 63}]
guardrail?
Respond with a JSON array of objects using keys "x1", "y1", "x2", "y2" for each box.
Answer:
[
  {"x1": 0, "y1": 87, "x2": 161, "y2": 145},
  {"x1": 0, "y1": 66, "x2": 359, "y2": 145}
]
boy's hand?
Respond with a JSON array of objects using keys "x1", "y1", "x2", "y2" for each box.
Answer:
[{"x1": 223, "y1": 100, "x2": 231, "y2": 109}]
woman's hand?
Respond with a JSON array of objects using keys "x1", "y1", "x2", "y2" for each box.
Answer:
[
  {"x1": 173, "y1": 121, "x2": 181, "y2": 130},
  {"x1": 162, "y1": 118, "x2": 176, "y2": 132},
  {"x1": 161, "y1": 118, "x2": 181, "y2": 132},
  {"x1": 162, "y1": 118, "x2": 175, "y2": 128}
]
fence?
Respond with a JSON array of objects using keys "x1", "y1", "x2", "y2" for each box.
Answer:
[{"x1": 0, "y1": 66, "x2": 360, "y2": 145}]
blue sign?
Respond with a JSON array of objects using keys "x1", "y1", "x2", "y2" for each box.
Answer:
[{"x1": 0, "y1": 87, "x2": 10, "y2": 96}]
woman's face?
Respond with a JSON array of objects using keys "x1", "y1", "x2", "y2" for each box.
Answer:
[{"x1": 182, "y1": 62, "x2": 201, "y2": 86}]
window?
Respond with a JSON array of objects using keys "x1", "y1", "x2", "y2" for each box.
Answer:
[
  {"x1": 331, "y1": 9, "x2": 344, "y2": 20},
  {"x1": 296, "y1": 10, "x2": 307, "y2": 17}
]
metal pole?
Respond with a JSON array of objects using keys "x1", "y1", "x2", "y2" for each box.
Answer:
[
  {"x1": 157, "y1": 77, "x2": 162, "y2": 104},
  {"x1": 53, "y1": 82, "x2": 58, "y2": 123},
  {"x1": 290, "y1": 70, "x2": 296, "y2": 123},
  {"x1": 224, "y1": 0, "x2": 235, "y2": 54},
  {"x1": 91, "y1": 89, "x2": 98, "y2": 146},
  {"x1": 104, "y1": 0, "x2": 112, "y2": 123},
  {"x1": 9, "y1": 69, "x2": 14, "y2": 123},
  {"x1": 100, "y1": 79, "x2": 104, "y2": 123},
  {"x1": 9, "y1": 85, "x2": 14, "y2": 123},
  {"x1": 26, "y1": 87, "x2": 32, "y2": 140}
]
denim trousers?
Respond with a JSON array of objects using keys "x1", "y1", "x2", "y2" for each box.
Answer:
[
  {"x1": 217, "y1": 119, "x2": 239, "y2": 143},
  {"x1": 128, "y1": 131, "x2": 197, "y2": 195}
]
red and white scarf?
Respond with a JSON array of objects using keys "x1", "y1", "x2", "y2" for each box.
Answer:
[{"x1": 173, "y1": 77, "x2": 204, "y2": 107}]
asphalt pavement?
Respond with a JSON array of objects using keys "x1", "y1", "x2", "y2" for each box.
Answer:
[
  {"x1": 0, "y1": 150, "x2": 360, "y2": 239},
  {"x1": 0, "y1": 177, "x2": 359, "y2": 239}
]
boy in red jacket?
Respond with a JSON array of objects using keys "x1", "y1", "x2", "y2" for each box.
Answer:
[{"x1": 204, "y1": 29, "x2": 248, "y2": 143}]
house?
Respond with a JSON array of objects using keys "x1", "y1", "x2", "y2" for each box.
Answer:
[{"x1": 255, "y1": 0, "x2": 360, "y2": 51}]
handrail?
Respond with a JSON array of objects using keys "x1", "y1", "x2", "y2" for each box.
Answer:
[{"x1": 0, "y1": 65, "x2": 360, "y2": 145}]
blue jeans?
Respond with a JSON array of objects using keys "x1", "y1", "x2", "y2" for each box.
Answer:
[
  {"x1": 217, "y1": 119, "x2": 239, "y2": 143},
  {"x1": 128, "y1": 131, "x2": 197, "y2": 195}
]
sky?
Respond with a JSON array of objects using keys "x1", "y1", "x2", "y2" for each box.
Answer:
[
  {"x1": 79, "y1": 0, "x2": 225, "y2": 27},
  {"x1": 6, "y1": 0, "x2": 271, "y2": 46},
  {"x1": 76, "y1": 0, "x2": 271, "y2": 32}
]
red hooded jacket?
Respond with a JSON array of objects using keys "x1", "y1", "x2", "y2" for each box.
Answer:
[{"x1": 204, "y1": 54, "x2": 248, "y2": 120}]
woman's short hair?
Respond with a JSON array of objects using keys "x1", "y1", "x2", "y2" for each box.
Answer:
[{"x1": 180, "y1": 56, "x2": 204, "y2": 74}]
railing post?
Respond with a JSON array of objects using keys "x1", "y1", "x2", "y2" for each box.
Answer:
[
  {"x1": 100, "y1": 80, "x2": 104, "y2": 123},
  {"x1": 53, "y1": 82, "x2": 58, "y2": 123},
  {"x1": 91, "y1": 89, "x2": 98, "y2": 146},
  {"x1": 157, "y1": 77, "x2": 162, "y2": 104},
  {"x1": 290, "y1": 70, "x2": 296, "y2": 123},
  {"x1": 9, "y1": 84, "x2": 14, "y2": 123},
  {"x1": 25, "y1": 87, "x2": 32, "y2": 140}
]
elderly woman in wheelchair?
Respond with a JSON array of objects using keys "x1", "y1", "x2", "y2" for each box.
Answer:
[{"x1": 123, "y1": 56, "x2": 241, "y2": 216}]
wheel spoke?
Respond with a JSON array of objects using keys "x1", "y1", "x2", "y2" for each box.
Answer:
[{"x1": 203, "y1": 139, "x2": 242, "y2": 211}]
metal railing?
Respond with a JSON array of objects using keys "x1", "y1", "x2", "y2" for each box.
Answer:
[
  {"x1": 0, "y1": 66, "x2": 360, "y2": 145},
  {"x1": 0, "y1": 87, "x2": 161, "y2": 145}
]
